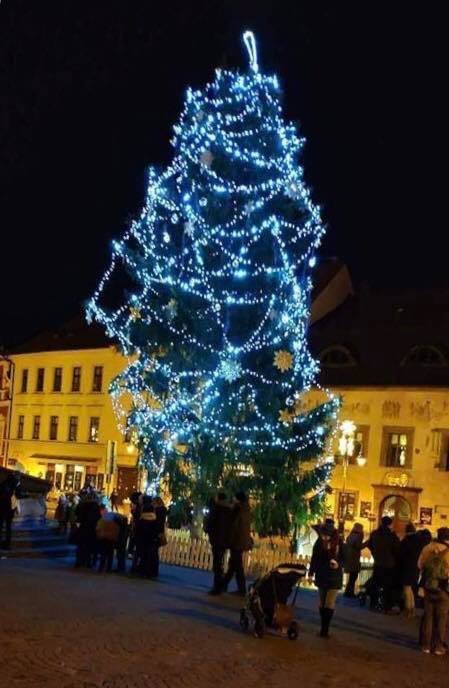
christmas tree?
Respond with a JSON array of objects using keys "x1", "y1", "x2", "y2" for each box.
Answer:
[{"x1": 87, "y1": 31, "x2": 339, "y2": 535}]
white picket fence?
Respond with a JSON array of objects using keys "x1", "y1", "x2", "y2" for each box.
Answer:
[{"x1": 160, "y1": 528, "x2": 374, "y2": 588}]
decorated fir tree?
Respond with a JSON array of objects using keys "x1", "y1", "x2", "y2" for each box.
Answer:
[{"x1": 87, "y1": 32, "x2": 339, "y2": 536}]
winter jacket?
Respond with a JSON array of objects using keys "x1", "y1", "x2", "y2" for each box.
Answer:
[
  {"x1": 0, "y1": 485, "x2": 15, "y2": 517},
  {"x1": 343, "y1": 532, "x2": 364, "y2": 574},
  {"x1": 155, "y1": 505, "x2": 168, "y2": 537},
  {"x1": 309, "y1": 536, "x2": 344, "y2": 589},
  {"x1": 398, "y1": 533, "x2": 425, "y2": 586},
  {"x1": 227, "y1": 502, "x2": 252, "y2": 551},
  {"x1": 204, "y1": 499, "x2": 232, "y2": 548},
  {"x1": 367, "y1": 526, "x2": 400, "y2": 569},
  {"x1": 76, "y1": 500, "x2": 101, "y2": 534},
  {"x1": 135, "y1": 511, "x2": 159, "y2": 549},
  {"x1": 418, "y1": 541, "x2": 449, "y2": 577}
]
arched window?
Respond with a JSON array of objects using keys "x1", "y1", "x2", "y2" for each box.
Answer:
[
  {"x1": 402, "y1": 345, "x2": 447, "y2": 367},
  {"x1": 319, "y1": 345, "x2": 356, "y2": 368}
]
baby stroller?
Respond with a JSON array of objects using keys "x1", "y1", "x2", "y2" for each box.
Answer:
[{"x1": 240, "y1": 563, "x2": 307, "y2": 639}]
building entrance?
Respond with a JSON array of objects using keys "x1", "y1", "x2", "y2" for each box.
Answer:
[{"x1": 379, "y1": 494, "x2": 412, "y2": 537}]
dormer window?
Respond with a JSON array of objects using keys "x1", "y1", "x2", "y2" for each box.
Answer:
[
  {"x1": 402, "y1": 345, "x2": 447, "y2": 367},
  {"x1": 319, "y1": 345, "x2": 356, "y2": 368}
]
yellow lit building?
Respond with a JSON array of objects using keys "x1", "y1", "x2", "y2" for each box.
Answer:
[
  {"x1": 310, "y1": 282, "x2": 449, "y2": 536},
  {"x1": 7, "y1": 318, "x2": 140, "y2": 500}
]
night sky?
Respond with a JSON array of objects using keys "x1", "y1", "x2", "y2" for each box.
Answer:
[{"x1": 0, "y1": 1, "x2": 445, "y2": 346}]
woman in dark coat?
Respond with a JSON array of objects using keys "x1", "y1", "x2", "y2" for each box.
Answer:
[
  {"x1": 309, "y1": 523, "x2": 344, "y2": 638},
  {"x1": 343, "y1": 522, "x2": 364, "y2": 597},
  {"x1": 135, "y1": 497, "x2": 160, "y2": 578},
  {"x1": 222, "y1": 492, "x2": 252, "y2": 596}
]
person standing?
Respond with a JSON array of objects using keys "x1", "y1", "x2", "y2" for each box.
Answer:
[
  {"x1": 135, "y1": 497, "x2": 159, "y2": 578},
  {"x1": 54, "y1": 494, "x2": 68, "y2": 534},
  {"x1": 0, "y1": 474, "x2": 19, "y2": 550},
  {"x1": 153, "y1": 496, "x2": 168, "y2": 578},
  {"x1": 96, "y1": 506, "x2": 120, "y2": 573},
  {"x1": 343, "y1": 523, "x2": 364, "y2": 598},
  {"x1": 110, "y1": 489, "x2": 119, "y2": 513},
  {"x1": 222, "y1": 492, "x2": 252, "y2": 596},
  {"x1": 366, "y1": 516, "x2": 400, "y2": 612},
  {"x1": 398, "y1": 522, "x2": 424, "y2": 617},
  {"x1": 418, "y1": 527, "x2": 449, "y2": 655},
  {"x1": 75, "y1": 493, "x2": 101, "y2": 568},
  {"x1": 204, "y1": 492, "x2": 231, "y2": 595},
  {"x1": 309, "y1": 522, "x2": 344, "y2": 637}
]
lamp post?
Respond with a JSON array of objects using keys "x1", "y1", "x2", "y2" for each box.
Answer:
[{"x1": 337, "y1": 420, "x2": 366, "y2": 533}]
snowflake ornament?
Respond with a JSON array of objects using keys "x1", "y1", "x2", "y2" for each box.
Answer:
[
  {"x1": 218, "y1": 358, "x2": 242, "y2": 382},
  {"x1": 274, "y1": 349, "x2": 294, "y2": 372},
  {"x1": 279, "y1": 408, "x2": 293, "y2": 424}
]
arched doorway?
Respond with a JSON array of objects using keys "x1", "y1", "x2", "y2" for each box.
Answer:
[{"x1": 379, "y1": 495, "x2": 412, "y2": 537}]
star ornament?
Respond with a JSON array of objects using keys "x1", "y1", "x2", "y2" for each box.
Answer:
[
  {"x1": 279, "y1": 408, "x2": 293, "y2": 424},
  {"x1": 274, "y1": 349, "x2": 294, "y2": 372},
  {"x1": 129, "y1": 306, "x2": 142, "y2": 321}
]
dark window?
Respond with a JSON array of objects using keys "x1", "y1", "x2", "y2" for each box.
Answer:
[
  {"x1": 96, "y1": 473, "x2": 104, "y2": 491},
  {"x1": 53, "y1": 367, "x2": 63, "y2": 392},
  {"x1": 319, "y1": 346, "x2": 356, "y2": 368},
  {"x1": 402, "y1": 345, "x2": 447, "y2": 367},
  {"x1": 17, "y1": 415, "x2": 25, "y2": 439},
  {"x1": 382, "y1": 428, "x2": 413, "y2": 467},
  {"x1": 49, "y1": 415, "x2": 59, "y2": 441},
  {"x1": 92, "y1": 366, "x2": 103, "y2": 392},
  {"x1": 89, "y1": 416, "x2": 100, "y2": 442},
  {"x1": 32, "y1": 415, "x2": 41, "y2": 440},
  {"x1": 72, "y1": 367, "x2": 81, "y2": 392},
  {"x1": 36, "y1": 368, "x2": 45, "y2": 392},
  {"x1": 68, "y1": 416, "x2": 78, "y2": 442},
  {"x1": 21, "y1": 369, "x2": 28, "y2": 393}
]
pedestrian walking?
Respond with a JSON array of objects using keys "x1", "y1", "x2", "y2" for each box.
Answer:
[
  {"x1": 222, "y1": 492, "x2": 252, "y2": 596},
  {"x1": 343, "y1": 522, "x2": 364, "y2": 597},
  {"x1": 398, "y1": 522, "x2": 425, "y2": 617},
  {"x1": 0, "y1": 473, "x2": 19, "y2": 550},
  {"x1": 135, "y1": 497, "x2": 159, "y2": 578},
  {"x1": 204, "y1": 492, "x2": 232, "y2": 595},
  {"x1": 110, "y1": 489, "x2": 119, "y2": 512},
  {"x1": 96, "y1": 506, "x2": 120, "y2": 573},
  {"x1": 418, "y1": 527, "x2": 449, "y2": 655},
  {"x1": 366, "y1": 516, "x2": 400, "y2": 612},
  {"x1": 309, "y1": 522, "x2": 344, "y2": 638}
]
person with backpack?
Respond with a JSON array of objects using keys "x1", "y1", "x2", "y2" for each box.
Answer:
[{"x1": 417, "y1": 527, "x2": 449, "y2": 655}]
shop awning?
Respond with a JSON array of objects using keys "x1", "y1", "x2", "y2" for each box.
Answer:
[{"x1": 31, "y1": 453, "x2": 100, "y2": 464}]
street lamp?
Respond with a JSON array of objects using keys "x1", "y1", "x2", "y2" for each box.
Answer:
[{"x1": 337, "y1": 420, "x2": 365, "y2": 532}]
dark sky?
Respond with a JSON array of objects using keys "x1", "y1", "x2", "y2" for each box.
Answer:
[{"x1": 0, "y1": 1, "x2": 445, "y2": 346}]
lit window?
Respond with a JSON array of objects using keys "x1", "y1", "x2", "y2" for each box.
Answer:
[
  {"x1": 89, "y1": 417, "x2": 100, "y2": 442},
  {"x1": 382, "y1": 428, "x2": 413, "y2": 467}
]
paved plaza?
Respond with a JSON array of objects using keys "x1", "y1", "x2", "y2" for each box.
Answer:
[{"x1": 0, "y1": 555, "x2": 447, "y2": 688}]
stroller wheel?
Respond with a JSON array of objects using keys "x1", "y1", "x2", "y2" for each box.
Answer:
[
  {"x1": 287, "y1": 621, "x2": 298, "y2": 640},
  {"x1": 254, "y1": 620, "x2": 265, "y2": 639},
  {"x1": 240, "y1": 609, "x2": 249, "y2": 631}
]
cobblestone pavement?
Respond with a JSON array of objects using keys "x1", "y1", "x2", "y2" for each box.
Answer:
[{"x1": 0, "y1": 557, "x2": 447, "y2": 688}]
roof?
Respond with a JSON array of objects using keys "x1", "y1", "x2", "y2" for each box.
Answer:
[
  {"x1": 12, "y1": 316, "x2": 113, "y2": 355},
  {"x1": 310, "y1": 285, "x2": 449, "y2": 387}
]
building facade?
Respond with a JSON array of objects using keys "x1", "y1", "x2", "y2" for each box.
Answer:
[
  {"x1": 7, "y1": 319, "x2": 140, "y2": 500},
  {"x1": 310, "y1": 284, "x2": 449, "y2": 536}
]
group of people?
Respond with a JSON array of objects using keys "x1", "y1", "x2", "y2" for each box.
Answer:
[
  {"x1": 203, "y1": 491, "x2": 252, "y2": 596},
  {"x1": 71, "y1": 487, "x2": 167, "y2": 578},
  {"x1": 310, "y1": 515, "x2": 449, "y2": 653}
]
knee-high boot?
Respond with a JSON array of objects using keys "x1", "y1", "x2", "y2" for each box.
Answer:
[{"x1": 320, "y1": 608, "x2": 334, "y2": 637}]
